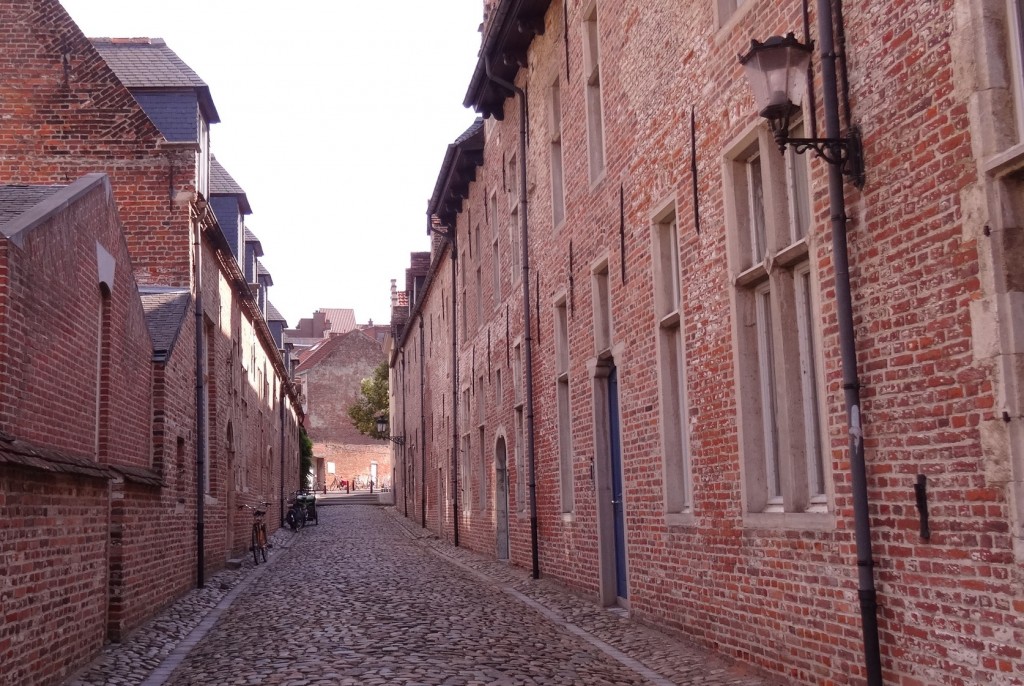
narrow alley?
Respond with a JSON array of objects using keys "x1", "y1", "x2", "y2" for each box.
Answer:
[{"x1": 68, "y1": 502, "x2": 772, "y2": 686}]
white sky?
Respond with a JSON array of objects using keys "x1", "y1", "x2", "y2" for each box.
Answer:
[{"x1": 59, "y1": 0, "x2": 483, "y2": 328}]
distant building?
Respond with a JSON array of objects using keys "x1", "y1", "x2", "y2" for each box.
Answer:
[{"x1": 294, "y1": 329, "x2": 390, "y2": 491}]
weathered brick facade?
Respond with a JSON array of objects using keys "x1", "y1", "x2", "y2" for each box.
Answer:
[
  {"x1": 297, "y1": 329, "x2": 390, "y2": 490},
  {"x1": 389, "y1": 1, "x2": 1024, "y2": 684},
  {"x1": 0, "y1": 3, "x2": 301, "y2": 684}
]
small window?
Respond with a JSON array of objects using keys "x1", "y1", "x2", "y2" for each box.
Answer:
[{"x1": 592, "y1": 263, "x2": 612, "y2": 354}]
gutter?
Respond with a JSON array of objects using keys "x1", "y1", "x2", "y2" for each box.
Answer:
[{"x1": 484, "y1": 59, "x2": 540, "y2": 580}]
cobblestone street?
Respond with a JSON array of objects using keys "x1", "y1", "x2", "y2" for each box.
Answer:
[{"x1": 69, "y1": 502, "x2": 772, "y2": 686}]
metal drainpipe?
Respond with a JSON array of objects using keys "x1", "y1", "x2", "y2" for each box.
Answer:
[
  {"x1": 485, "y1": 59, "x2": 539, "y2": 579},
  {"x1": 419, "y1": 316, "x2": 427, "y2": 527},
  {"x1": 815, "y1": 1, "x2": 882, "y2": 683},
  {"x1": 450, "y1": 236, "x2": 460, "y2": 546},
  {"x1": 191, "y1": 199, "x2": 206, "y2": 589},
  {"x1": 400, "y1": 350, "x2": 408, "y2": 515},
  {"x1": 400, "y1": 350, "x2": 408, "y2": 518}
]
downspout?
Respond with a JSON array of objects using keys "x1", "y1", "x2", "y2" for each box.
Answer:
[
  {"x1": 816, "y1": 1, "x2": 883, "y2": 683},
  {"x1": 450, "y1": 235, "x2": 460, "y2": 546},
  {"x1": 191, "y1": 199, "x2": 206, "y2": 589},
  {"x1": 401, "y1": 350, "x2": 408, "y2": 518},
  {"x1": 485, "y1": 59, "x2": 540, "y2": 580},
  {"x1": 419, "y1": 316, "x2": 427, "y2": 527},
  {"x1": 400, "y1": 350, "x2": 408, "y2": 515}
]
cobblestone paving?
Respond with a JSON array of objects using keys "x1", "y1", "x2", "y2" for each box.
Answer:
[{"x1": 68, "y1": 504, "x2": 775, "y2": 686}]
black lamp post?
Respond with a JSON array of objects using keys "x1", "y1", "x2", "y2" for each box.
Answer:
[
  {"x1": 740, "y1": 32, "x2": 864, "y2": 188},
  {"x1": 375, "y1": 414, "x2": 404, "y2": 446}
]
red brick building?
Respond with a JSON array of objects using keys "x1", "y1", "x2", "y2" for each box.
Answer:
[
  {"x1": 0, "y1": 3, "x2": 300, "y2": 684},
  {"x1": 388, "y1": 1, "x2": 1024, "y2": 684},
  {"x1": 295, "y1": 328, "x2": 390, "y2": 492}
]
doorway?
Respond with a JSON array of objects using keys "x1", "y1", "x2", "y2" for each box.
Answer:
[
  {"x1": 594, "y1": 361, "x2": 628, "y2": 605},
  {"x1": 495, "y1": 436, "x2": 510, "y2": 560}
]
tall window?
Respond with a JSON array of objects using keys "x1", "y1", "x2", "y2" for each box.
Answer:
[
  {"x1": 549, "y1": 80, "x2": 566, "y2": 226},
  {"x1": 652, "y1": 206, "x2": 692, "y2": 515},
  {"x1": 582, "y1": 4, "x2": 605, "y2": 181},
  {"x1": 507, "y1": 153, "x2": 519, "y2": 208},
  {"x1": 462, "y1": 387, "x2": 471, "y2": 511},
  {"x1": 726, "y1": 123, "x2": 828, "y2": 518},
  {"x1": 491, "y1": 193, "x2": 502, "y2": 303},
  {"x1": 478, "y1": 427, "x2": 487, "y2": 511},
  {"x1": 510, "y1": 207, "x2": 521, "y2": 284},
  {"x1": 513, "y1": 343, "x2": 526, "y2": 512},
  {"x1": 555, "y1": 298, "x2": 573, "y2": 513}
]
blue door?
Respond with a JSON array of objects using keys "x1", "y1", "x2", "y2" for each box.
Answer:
[{"x1": 608, "y1": 367, "x2": 627, "y2": 599}]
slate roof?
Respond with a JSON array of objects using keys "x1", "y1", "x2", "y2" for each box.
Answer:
[
  {"x1": 256, "y1": 260, "x2": 273, "y2": 286},
  {"x1": 244, "y1": 228, "x2": 264, "y2": 256},
  {"x1": 0, "y1": 185, "x2": 66, "y2": 237},
  {"x1": 139, "y1": 288, "x2": 190, "y2": 362},
  {"x1": 91, "y1": 38, "x2": 220, "y2": 123},
  {"x1": 266, "y1": 301, "x2": 287, "y2": 325},
  {"x1": 210, "y1": 157, "x2": 252, "y2": 214}
]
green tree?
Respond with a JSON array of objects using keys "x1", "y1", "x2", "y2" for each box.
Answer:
[
  {"x1": 347, "y1": 360, "x2": 390, "y2": 439},
  {"x1": 299, "y1": 426, "x2": 313, "y2": 490}
]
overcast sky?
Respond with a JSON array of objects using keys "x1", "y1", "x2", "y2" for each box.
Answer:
[{"x1": 59, "y1": 0, "x2": 483, "y2": 328}]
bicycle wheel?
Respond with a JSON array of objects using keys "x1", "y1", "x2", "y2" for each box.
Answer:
[
  {"x1": 251, "y1": 526, "x2": 260, "y2": 565},
  {"x1": 258, "y1": 524, "x2": 268, "y2": 562}
]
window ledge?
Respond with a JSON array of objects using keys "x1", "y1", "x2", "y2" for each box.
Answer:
[
  {"x1": 665, "y1": 511, "x2": 696, "y2": 528},
  {"x1": 561, "y1": 512, "x2": 576, "y2": 525},
  {"x1": 742, "y1": 510, "x2": 835, "y2": 531},
  {"x1": 983, "y1": 142, "x2": 1024, "y2": 177}
]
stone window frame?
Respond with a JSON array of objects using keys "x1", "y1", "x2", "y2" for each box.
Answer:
[
  {"x1": 462, "y1": 385, "x2": 472, "y2": 513},
  {"x1": 723, "y1": 122, "x2": 835, "y2": 530},
  {"x1": 582, "y1": 0, "x2": 606, "y2": 184},
  {"x1": 513, "y1": 339, "x2": 527, "y2": 516},
  {"x1": 554, "y1": 292, "x2": 574, "y2": 517},
  {"x1": 961, "y1": 0, "x2": 1024, "y2": 553},
  {"x1": 490, "y1": 192, "x2": 502, "y2": 305},
  {"x1": 650, "y1": 198, "x2": 695, "y2": 525},
  {"x1": 477, "y1": 373, "x2": 487, "y2": 511},
  {"x1": 549, "y1": 76, "x2": 567, "y2": 229},
  {"x1": 592, "y1": 259, "x2": 613, "y2": 355},
  {"x1": 714, "y1": 0, "x2": 754, "y2": 34}
]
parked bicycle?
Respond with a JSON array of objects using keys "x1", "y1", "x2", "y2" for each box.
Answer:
[
  {"x1": 286, "y1": 489, "x2": 318, "y2": 530},
  {"x1": 241, "y1": 501, "x2": 270, "y2": 564}
]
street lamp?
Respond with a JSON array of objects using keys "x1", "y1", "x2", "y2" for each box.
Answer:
[
  {"x1": 739, "y1": 32, "x2": 864, "y2": 188},
  {"x1": 740, "y1": 12, "x2": 880, "y2": 686},
  {"x1": 375, "y1": 414, "x2": 404, "y2": 446}
]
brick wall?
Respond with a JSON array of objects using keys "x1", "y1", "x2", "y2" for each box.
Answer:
[
  {"x1": 392, "y1": 0, "x2": 1024, "y2": 684},
  {"x1": 0, "y1": 2, "x2": 302, "y2": 681},
  {"x1": 0, "y1": 468, "x2": 109, "y2": 686}
]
